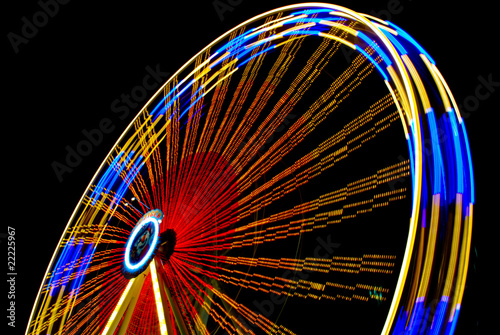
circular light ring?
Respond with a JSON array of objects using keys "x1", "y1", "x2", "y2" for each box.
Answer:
[
  {"x1": 122, "y1": 209, "x2": 162, "y2": 278},
  {"x1": 124, "y1": 217, "x2": 159, "y2": 270}
]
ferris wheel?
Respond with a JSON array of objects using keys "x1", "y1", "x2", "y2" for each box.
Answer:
[{"x1": 27, "y1": 3, "x2": 474, "y2": 335}]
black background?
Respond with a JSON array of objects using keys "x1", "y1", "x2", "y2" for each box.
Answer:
[{"x1": 3, "y1": 0, "x2": 495, "y2": 334}]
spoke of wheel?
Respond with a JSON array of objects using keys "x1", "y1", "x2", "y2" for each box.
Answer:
[
  {"x1": 101, "y1": 266, "x2": 150, "y2": 335},
  {"x1": 150, "y1": 260, "x2": 173, "y2": 335},
  {"x1": 152, "y1": 258, "x2": 190, "y2": 335}
]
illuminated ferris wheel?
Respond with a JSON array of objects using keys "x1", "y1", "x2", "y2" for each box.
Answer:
[{"x1": 27, "y1": 3, "x2": 474, "y2": 335}]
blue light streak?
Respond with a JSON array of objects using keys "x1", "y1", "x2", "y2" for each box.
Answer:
[
  {"x1": 176, "y1": 84, "x2": 206, "y2": 119},
  {"x1": 380, "y1": 27, "x2": 407, "y2": 55},
  {"x1": 440, "y1": 114, "x2": 454, "y2": 204},
  {"x1": 430, "y1": 296, "x2": 449, "y2": 335},
  {"x1": 150, "y1": 79, "x2": 195, "y2": 120},
  {"x1": 407, "y1": 136, "x2": 415, "y2": 202},
  {"x1": 427, "y1": 108, "x2": 444, "y2": 194},
  {"x1": 386, "y1": 21, "x2": 436, "y2": 65},
  {"x1": 283, "y1": 17, "x2": 346, "y2": 25},
  {"x1": 91, "y1": 152, "x2": 125, "y2": 205},
  {"x1": 216, "y1": 28, "x2": 256, "y2": 54},
  {"x1": 282, "y1": 29, "x2": 326, "y2": 37},
  {"x1": 356, "y1": 31, "x2": 392, "y2": 66},
  {"x1": 445, "y1": 304, "x2": 461, "y2": 335},
  {"x1": 182, "y1": 105, "x2": 205, "y2": 127},
  {"x1": 407, "y1": 299, "x2": 425, "y2": 335},
  {"x1": 113, "y1": 155, "x2": 144, "y2": 208},
  {"x1": 459, "y1": 121, "x2": 475, "y2": 204},
  {"x1": 355, "y1": 44, "x2": 389, "y2": 81},
  {"x1": 238, "y1": 44, "x2": 276, "y2": 67},
  {"x1": 290, "y1": 8, "x2": 335, "y2": 16},
  {"x1": 448, "y1": 110, "x2": 464, "y2": 194},
  {"x1": 69, "y1": 243, "x2": 94, "y2": 298},
  {"x1": 91, "y1": 151, "x2": 145, "y2": 209},
  {"x1": 48, "y1": 236, "x2": 75, "y2": 296},
  {"x1": 60, "y1": 239, "x2": 84, "y2": 286},
  {"x1": 392, "y1": 309, "x2": 407, "y2": 335}
]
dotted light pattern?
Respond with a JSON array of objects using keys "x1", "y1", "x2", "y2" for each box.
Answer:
[{"x1": 27, "y1": 4, "x2": 473, "y2": 335}]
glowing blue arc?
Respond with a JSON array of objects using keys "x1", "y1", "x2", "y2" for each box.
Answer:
[
  {"x1": 459, "y1": 121, "x2": 475, "y2": 203},
  {"x1": 386, "y1": 21, "x2": 436, "y2": 64},
  {"x1": 356, "y1": 31, "x2": 392, "y2": 66},
  {"x1": 355, "y1": 45, "x2": 389, "y2": 81}
]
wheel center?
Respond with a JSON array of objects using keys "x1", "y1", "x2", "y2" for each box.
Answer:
[
  {"x1": 158, "y1": 228, "x2": 176, "y2": 262},
  {"x1": 122, "y1": 209, "x2": 163, "y2": 279}
]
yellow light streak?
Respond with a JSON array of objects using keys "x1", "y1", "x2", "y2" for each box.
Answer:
[
  {"x1": 443, "y1": 194, "x2": 463, "y2": 297},
  {"x1": 203, "y1": 67, "x2": 240, "y2": 96},
  {"x1": 421, "y1": 54, "x2": 452, "y2": 112},
  {"x1": 402, "y1": 54, "x2": 431, "y2": 112},
  {"x1": 430, "y1": 62, "x2": 465, "y2": 122},
  {"x1": 318, "y1": 32, "x2": 355, "y2": 49},
  {"x1": 387, "y1": 65, "x2": 412, "y2": 120},
  {"x1": 101, "y1": 278, "x2": 136, "y2": 335},
  {"x1": 451, "y1": 204, "x2": 473, "y2": 319},
  {"x1": 372, "y1": 21, "x2": 398, "y2": 36},
  {"x1": 385, "y1": 80, "x2": 409, "y2": 139},
  {"x1": 150, "y1": 261, "x2": 169, "y2": 335},
  {"x1": 276, "y1": 22, "x2": 317, "y2": 39},
  {"x1": 246, "y1": 14, "x2": 308, "y2": 38},
  {"x1": 416, "y1": 193, "x2": 440, "y2": 298},
  {"x1": 320, "y1": 20, "x2": 358, "y2": 36}
]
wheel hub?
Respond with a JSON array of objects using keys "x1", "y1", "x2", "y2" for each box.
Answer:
[{"x1": 122, "y1": 209, "x2": 163, "y2": 279}]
